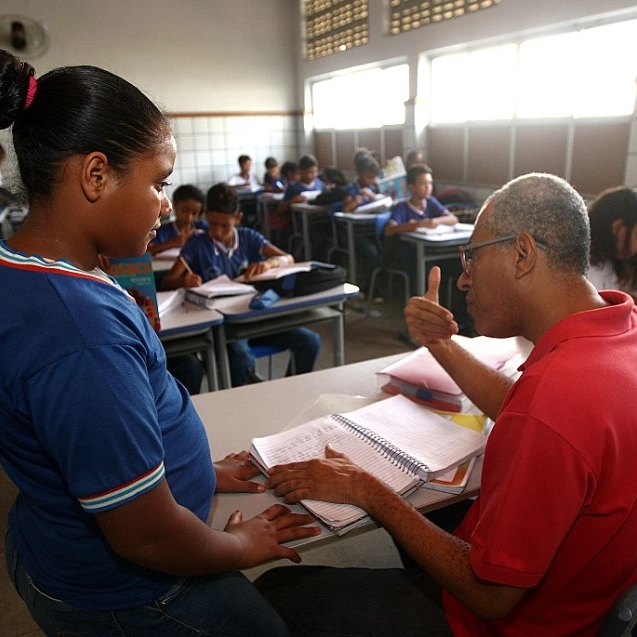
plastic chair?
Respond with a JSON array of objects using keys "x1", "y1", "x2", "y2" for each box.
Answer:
[
  {"x1": 597, "y1": 582, "x2": 637, "y2": 636},
  {"x1": 249, "y1": 343, "x2": 295, "y2": 380},
  {"x1": 367, "y1": 211, "x2": 411, "y2": 306}
]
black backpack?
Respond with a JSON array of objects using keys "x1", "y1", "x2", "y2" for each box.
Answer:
[{"x1": 252, "y1": 263, "x2": 347, "y2": 297}]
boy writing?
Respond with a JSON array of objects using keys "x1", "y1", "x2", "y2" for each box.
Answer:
[{"x1": 161, "y1": 183, "x2": 321, "y2": 387}]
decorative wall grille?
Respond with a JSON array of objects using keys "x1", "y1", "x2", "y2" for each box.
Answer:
[
  {"x1": 388, "y1": 0, "x2": 501, "y2": 35},
  {"x1": 303, "y1": 0, "x2": 369, "y2": 60}
]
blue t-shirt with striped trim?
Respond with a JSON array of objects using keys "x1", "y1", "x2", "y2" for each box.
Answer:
[{"x1": 0, "y1": 241, "x2": 215, "y2": 610}]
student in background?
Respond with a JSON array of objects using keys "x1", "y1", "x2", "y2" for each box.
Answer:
[
  {"x1": 0, "y1": 49, "x2": 317, "y2": 637},
  {"x1": 381, "y1": 163, "x2": 459, "y2": 296},
  {"x1": 337, "y1": 153, "x2": 384, "y2": 296},
  {"x1": 279, "y1": 160, "x2": 299, "y2": 190},
  {"x1": 271, "y1": 153, "x2": 324, "y2": 248},
  {"x1": 227, "y1": 153, "x2": 260, "y2": 188},
  {"x1": 588, "y1": 186, "x2": 637, "y2": 299},
  {"x1": 147, "y1": 183, "x2": 206, "y2": 255},
  {"x1": 263, "y1": 156, "x2": 284, "y2": 193},
  {"x1": 385, "y1": 164, "x2": 458, "y2": 237},
  {"x1": 255, "y1": 173, "x2": 637, "y2": 636},
  {"x1": 161, "y1": 182, "x2": 321, "y2": 387},
  {"x1": 341, "y1": 151, "x2": 381, "y2": 213},
  {"x1": 405, "y1": 148, "x2": 426, "y2": 168}
]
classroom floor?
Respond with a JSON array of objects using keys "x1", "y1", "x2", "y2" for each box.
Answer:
[{"x1": 0, "y1": 293, "x2": 420, "y2": 636}]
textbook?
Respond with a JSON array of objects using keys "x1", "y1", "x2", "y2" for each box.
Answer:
[
  {"x1": 425, "y1": 456, "x2": 477, "y2": 494},
  {"x1": 185, "y1": 275, "x2": 256, "y2": 309},
  {"x1": 378, "y1": 336, "x2": 522, "y2": 412},
  {"x1": 250, "y1": 394, "x2": 486, "y2": 535},
  {"x1": 107, "y1": 253, "x2": 161, "y2": 331}
]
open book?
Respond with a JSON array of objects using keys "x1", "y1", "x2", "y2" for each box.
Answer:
[
  {"x1": 234, "y1": 261, "x2": 331, "y2": 283},
  {"x1": 415, "y1": 222, "x2": 475, "y2": 235},
  {"x1": 250, "y1": 394, "x2": 486, "y2": 535}
]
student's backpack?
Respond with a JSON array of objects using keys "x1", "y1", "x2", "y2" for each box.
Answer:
[{"x1": 252, "y1": 263, "x2": 347, "y2": 297}]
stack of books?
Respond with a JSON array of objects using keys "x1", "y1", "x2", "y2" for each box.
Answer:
[
  {"x1": 250, "y1": 393, "x2": 487, "y2": 535},
  {"x1": 377, "y1": 335, "x2": 524, "y2": 413}
]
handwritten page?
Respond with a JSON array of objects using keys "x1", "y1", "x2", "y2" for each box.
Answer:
[{"x1": 340, "y1": 395, "x2": 485, "y2": 476}]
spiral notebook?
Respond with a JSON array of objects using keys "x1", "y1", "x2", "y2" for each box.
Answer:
[{"x1": 250, "y1": 394, "x2": 486, "y2": 535}]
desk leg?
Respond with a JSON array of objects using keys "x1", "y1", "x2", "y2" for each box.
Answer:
[
  {"x1": 214, "y1": 325, "x2": 231, "y2": 389},
  {"x1": 346, "y1": 222, "x2": 357, "y2": 285},
  {"x1": 302, "y1": 213, "x2": 312, "y2": 261},
  {"x1": 332, "y1": 304, "x2": 345, "y2": 366},
  {"x1": 203, "y1": 338, "x2": 219, "y2": 392},
  {"x1": 416, "y1": 243, "x2": 426, "y2": 297}
]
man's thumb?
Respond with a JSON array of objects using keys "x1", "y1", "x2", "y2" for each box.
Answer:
[{"x1": 425, "y1": 266, "x2": 441, "y2": 304}]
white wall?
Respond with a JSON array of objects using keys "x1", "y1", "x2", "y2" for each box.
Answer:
[{"x1": 1, "y1": 0, "x2": 299, "y2": 112}]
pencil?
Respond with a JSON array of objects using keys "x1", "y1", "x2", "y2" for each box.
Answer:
[{"x1": 180, "y1": 256, "x2": 194, "y2": 275}]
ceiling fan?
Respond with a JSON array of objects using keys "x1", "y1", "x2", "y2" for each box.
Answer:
[{"x1": 0, "y1": 15, "x2": 50, "y2": 60}]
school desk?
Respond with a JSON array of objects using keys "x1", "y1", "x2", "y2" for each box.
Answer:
[
  {"x1": 330, "y1": 211, "x2": 382, "y2": 287},
  {"x1": 158, "y1": 300, "x2": 224, "y2": 391},
  {"x1": 206, "y1": 283, "x2": 360, "y2": 389},
  {"x1": 290, "y1": 202, "x2": 332, "y2": 260},
  {"x1": 256, "y1": 192, "x2": 284, "y2": 241},
  {"x1": 399, "y1": 224, "x2": 474, "y2": 298},
  {"x1": 192, "y1": 353, "x2": 482, "y2": 549}
]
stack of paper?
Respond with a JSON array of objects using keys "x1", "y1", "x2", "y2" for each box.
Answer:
[
  {"x1": 378, "y1": 336, "x2": 523, "y2": 413},
  {"x1": 185, "y1": 275, "x2": 255, "y2": 309}
]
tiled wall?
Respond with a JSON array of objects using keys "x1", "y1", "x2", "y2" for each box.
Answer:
[{"x1": 167, "y1": 113, "x2": 303, "y2": 200}]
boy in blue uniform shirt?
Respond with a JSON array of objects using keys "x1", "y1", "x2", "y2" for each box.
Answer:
[
  {"x1": 148, "y1": 183, "x2": 207, "y2": 255},
  {"x1": 162, "y1": 182, "x2": 321, "y2": 387}
]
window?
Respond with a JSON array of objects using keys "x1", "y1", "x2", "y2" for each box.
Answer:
[
  {"x1": 429, "y1": 19, "x2": 637, "y2": 123},
  {"x1": 303, "y1": 0, "x2": 369, "y2": 60},
  {"x1": 312, "y1": 64, "x2": 409, "y2": 129}
]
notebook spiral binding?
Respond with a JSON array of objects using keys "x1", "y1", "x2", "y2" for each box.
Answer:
[{"x1": 331, "y1": 413, "x2": 430, "y2": 477}]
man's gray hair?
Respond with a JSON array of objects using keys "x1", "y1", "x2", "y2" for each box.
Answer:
[{"x1": 481, "y1": 173, "x2": 590, "y2": 275}]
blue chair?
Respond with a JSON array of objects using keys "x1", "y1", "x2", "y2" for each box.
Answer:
[
  {"x1": 367, "y1": 211, "x2": 410, "y2": 306},
  {"x1": 597, "y1": 582, "x2": 637, "y2": 636},
  {"x1": 249, "y1": 343, "x2": 295, "y2": 380}
]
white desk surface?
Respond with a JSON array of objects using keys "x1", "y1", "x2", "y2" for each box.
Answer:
[
  {"x1": 206, "y1": 283, "x2": 359, "y2": 321},
  {"x1": 158, "y1": 300, "x2": 223, "y2": 338},
  {"x1": 193, "y1": 354, "x2": 482, "y2": 548}
]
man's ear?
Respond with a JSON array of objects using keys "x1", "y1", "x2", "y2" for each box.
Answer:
[
  {"x1": 234, "y1": 211, "x2": 244, "y2": 225},
  {"x1": 79, "y1": 152, "x2": 110, "y2": 203},
  {"x1": 513, "y1": 232, "x2": 541, "y2": 279}
]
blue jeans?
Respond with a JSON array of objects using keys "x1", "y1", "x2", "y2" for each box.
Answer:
[
  {"x1": 5, "y1": 529, "x2": 290, "y2": 637},
  {"x1": 228, "y1": 328, "x2": 321, "y2": 387},
  {"x1": 254, "y1": 565, "x2": 453, "y2": 637}
]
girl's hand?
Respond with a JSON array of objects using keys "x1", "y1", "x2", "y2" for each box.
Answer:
[{"x1": 214, "y1": 451, "x2": 264, "y2": 494}]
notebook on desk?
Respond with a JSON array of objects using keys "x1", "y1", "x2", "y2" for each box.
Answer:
[{"x1": 250, "y1": 393, "x2": 486, "y2": 535}]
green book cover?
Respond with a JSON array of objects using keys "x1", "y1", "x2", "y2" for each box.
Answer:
[{"x1": 106, "y1": 252, "x2": 161, "y2": 331}]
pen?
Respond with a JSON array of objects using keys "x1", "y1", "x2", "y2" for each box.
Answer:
[{"x1": 180, "y1": 256, "x2": 194, "y2": 275}]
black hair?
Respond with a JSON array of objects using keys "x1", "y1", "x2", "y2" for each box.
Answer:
[
  {"x1": 298, "y1": 154, "x2": 318, "y2": 170},
  {"x1": 321, "y1": 166, "x2": 347, "y2": 187},
  {"x1": 238, "y1": 154, "x2": 251, "y2": 166},
  {"x1": 264, "y1": 156, "x2": 278, "y2": 170},
  {"x1": 172, "y1": 184, "x2": 205, "y2": 206},
  {"x1": 280, "y1": 161, "x2": 297, "y2": 179},
  {"x1": 406, "y1": 163, "x2": 433, "y2": 185},
  {"x1": 0, "y1": 49, "x2": 171, "y2": 203},
  {"x1": 589, "y1": 186, "x2": 637, "y2": 288},
  {"x1": 206, "y1": 182, "x2": 238, "y2": 214},
  {"x1": 354, "y1": 152, "x2": 379, "y2": 175}
]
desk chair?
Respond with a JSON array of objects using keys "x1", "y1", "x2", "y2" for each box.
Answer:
[
  {"x1": 250, "y1": 343, "x2": 296, "y2": 380},
  {"x1": 367, "y1": 211, "x2": 411, "y2": 307},
  {"x1": 597, "y1": 582, "x2": 637, "y2": 636}
]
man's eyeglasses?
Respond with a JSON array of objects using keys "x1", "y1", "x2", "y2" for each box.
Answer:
[{"x1": 458, "y1": 235, "x2": 548, "y2": 277}]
